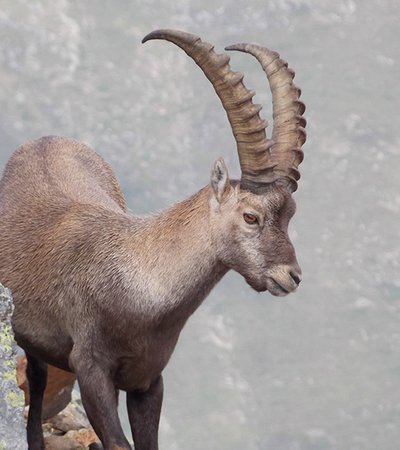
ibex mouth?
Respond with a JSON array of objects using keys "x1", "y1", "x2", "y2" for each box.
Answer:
[
  {"x1": 245, "y1": 275, "x2": 295, "y2": 296},
  {"x1": 267, "y1": 277, "x2": 298, "y2": 297},
  {"x1": 266, "y1": 277, "x2": 296, "y2": 297},
  {"x1": 245, "y1": 269, "x2": 301, "y2": 296}
]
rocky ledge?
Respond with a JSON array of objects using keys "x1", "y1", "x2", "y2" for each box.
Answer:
[{"x1": 0, "y1": 284, "x2": 27, "y2": 450}]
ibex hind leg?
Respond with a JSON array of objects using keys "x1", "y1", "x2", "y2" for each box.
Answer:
[
  {"x1": 127, "y1": 375, "x2": 163, "y2": 450},
  {"x1": 26, "y1": 354, "x2": 48, "y2": 450}
]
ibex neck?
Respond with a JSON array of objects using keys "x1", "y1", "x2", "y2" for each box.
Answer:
[{"x1": 126, "y1": 186, "x2": 228, "y2": 324}]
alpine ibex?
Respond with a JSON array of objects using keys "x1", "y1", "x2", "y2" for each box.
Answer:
[{"x1": 0, "y1": 29, "x2": 306, "y2": 450}]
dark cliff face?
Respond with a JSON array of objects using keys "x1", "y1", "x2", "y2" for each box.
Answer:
[{"x1": 0, "y1": 285, "x2": 27, "y2": 450}]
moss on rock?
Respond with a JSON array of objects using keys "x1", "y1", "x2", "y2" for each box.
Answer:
[{"x1": 0, "y1": 284, "x2": 27, "y2": 449}]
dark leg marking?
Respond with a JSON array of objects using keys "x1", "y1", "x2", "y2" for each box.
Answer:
[
  {"x1": 26, "y1": 354, "x2": 48, "y2": 450},
  {"x1": 127, "y1": 375, "x2": 163, "y2": 450}
]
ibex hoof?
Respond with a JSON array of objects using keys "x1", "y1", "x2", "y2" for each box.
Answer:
[{"x1": 88, "y1": 443, "x2": 103, "y2": 450}]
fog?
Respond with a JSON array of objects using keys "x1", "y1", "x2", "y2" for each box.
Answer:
[{"x1": 1, "y1": 1, "x2": 399, "y2": 449}]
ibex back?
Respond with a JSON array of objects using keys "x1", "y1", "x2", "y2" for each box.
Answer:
[{"x1": 0, "y1": 30, "x2": 306, "y2": 450}]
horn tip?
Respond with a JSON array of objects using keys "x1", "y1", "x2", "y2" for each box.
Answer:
[
  {"x1": 142, "y1": 29, "x2": 200, "y2": 44},
  {"x1": 225, "y1": 43, "x2": 248, "y2": 52},
  {"x1": 142, "y1": 29, "x2": 164, "y2": 44}
]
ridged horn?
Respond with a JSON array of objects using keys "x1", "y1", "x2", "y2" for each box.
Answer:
[
  {"x1": 142, "y1": 29, "x2": 277, "y2": 194},
  {"x1": 225, "y1": 43, "x2": 306, "y2": 192}
]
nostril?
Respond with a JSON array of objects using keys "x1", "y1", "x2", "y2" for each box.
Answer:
[{"x1": 290, "y1": 270, "x2": 302, "y2": 286}]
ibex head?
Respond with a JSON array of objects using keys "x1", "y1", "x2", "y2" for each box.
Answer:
[{"x1": 143, "y1": 30, "x2": 306, "y2": 296}]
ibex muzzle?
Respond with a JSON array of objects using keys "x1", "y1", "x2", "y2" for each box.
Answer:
[{"x1": 0, "y1": 29, "x2": 306, "y2": 449}]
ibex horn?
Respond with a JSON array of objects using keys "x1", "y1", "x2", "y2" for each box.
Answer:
[
  {"x1": 142, "y1": 29, "x2": 305, "y2": 193},
  {"x1": 225, "y1": 43, "x2": 306, "y2": 192}
]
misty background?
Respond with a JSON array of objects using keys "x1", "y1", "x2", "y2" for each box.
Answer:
[{"x1": 1, "y1": 1, "x2": 399, "y2": 449}]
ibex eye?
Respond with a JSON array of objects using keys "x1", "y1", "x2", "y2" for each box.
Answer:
[{"x1": 243, "y1": 213, "x2": 258, "y2": 225}]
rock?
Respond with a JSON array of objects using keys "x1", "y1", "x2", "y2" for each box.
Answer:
[
  {"x1": 65, "y1": 429, "x2": 100, "y2": 447},
  {"x1": 0, "y1": 284, "x2": 27, "y2": 449},
  {"x1": 45, "y1": 401, "x2": 91, "y2": 433},
  {"x1": 45, "y1": 434, "x2": 83, "y2": 450},
  {"x1": 17, "y1": 355, "x2": 77, "y2": 420},
  {"x1": 47, "y1": 410, "x2": 88, "y2": 434},
  {"x1": 43, "y1": 400, "x2": 100, "y2": 449}
]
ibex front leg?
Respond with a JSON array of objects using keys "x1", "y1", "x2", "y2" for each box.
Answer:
[
  {"x1": 70, "y1": 350, "x2": 131, "y2": 450},
  {"x1": 127, "y1": 375, "x2": 163, "y2": 450}
]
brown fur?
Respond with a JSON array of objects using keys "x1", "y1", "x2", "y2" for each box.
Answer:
[{"x1": 0, "y1": 136, "x2": 301, "y2": 449}]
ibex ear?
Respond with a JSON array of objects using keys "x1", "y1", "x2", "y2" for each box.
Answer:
[{"x1": 210, "y1": 158, "x2": 230, "y2": 203}]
